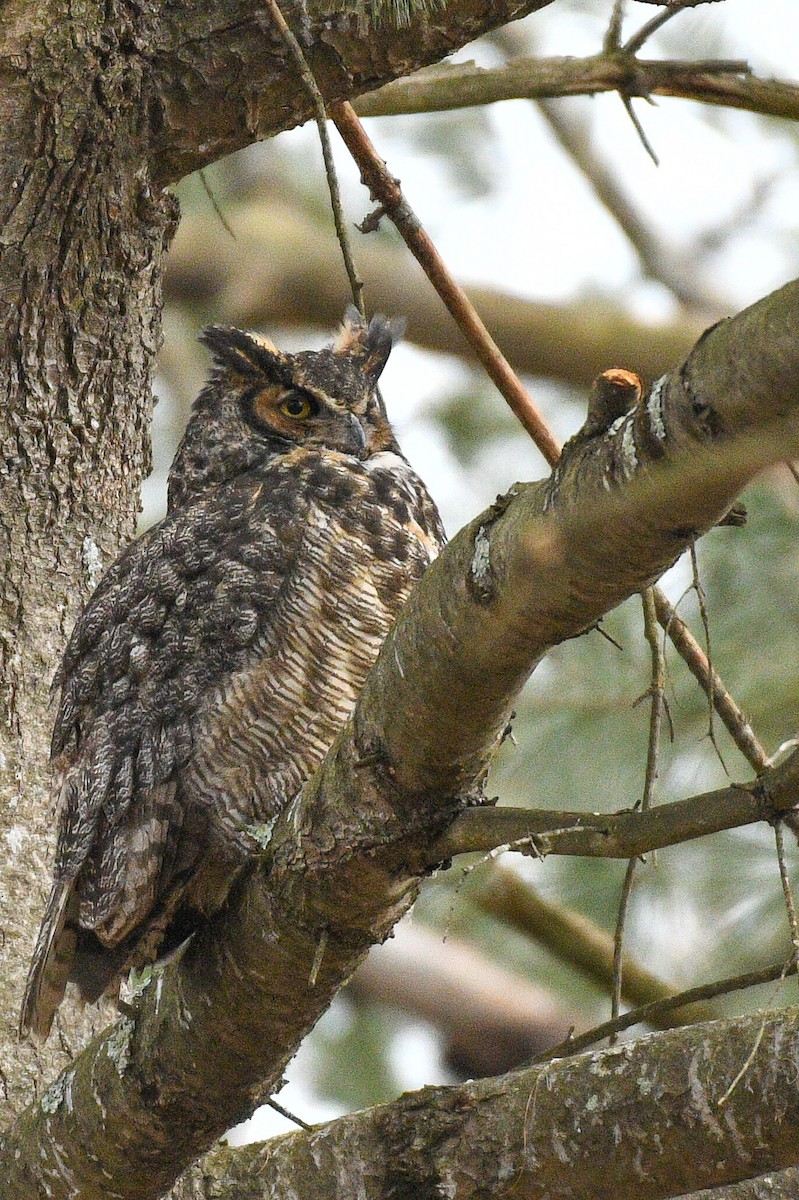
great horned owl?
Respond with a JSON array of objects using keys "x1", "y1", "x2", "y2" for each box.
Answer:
[{"x1": 21, "y1": 308, "x2": 445, "y2": 1040}]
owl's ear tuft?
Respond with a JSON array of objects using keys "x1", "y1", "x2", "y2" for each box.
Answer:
[
  {"x1": 333, "y1": 307, "x2": 403, "y2": 382},
  {"x1": 200, "y1": 326, "x2": 288, "y2": 382}
]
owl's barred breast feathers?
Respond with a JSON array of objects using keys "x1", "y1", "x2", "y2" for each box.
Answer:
[{"x1": 20, "y1": 308, "x2": 444, "y2": 1041}]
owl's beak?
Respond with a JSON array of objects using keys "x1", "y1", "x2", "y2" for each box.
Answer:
[{"x1": 347, "y1": 413, "x2": 368, "y2": 458}]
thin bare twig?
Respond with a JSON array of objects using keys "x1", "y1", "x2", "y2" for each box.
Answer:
[
  {"x1": 603, "y1": 0, "x2": 625, "y2": 53},
  {"x1": 263, "y1": 0, "x2": 364, "y2": 316},
  {"x1": 653, "y1": 590, "x2": 767, "y2": 771},
  {"x1": 330, "y1": 100, "x2": 561, "y2": 464},
  {"x1": 308, "y1": 927, "x2": 329, "y2": 987},
  {"x1": 611, "y1": 858, "x2": 638, "y2": 1038},
  {"x1": 641, "y1": 587, "x2": 668, "y2": 809},
  {"x1": 533, "y1": 958, "x2": 799, "y2": 1065},
  {"x1": 623, "y1": 3, "x2": 691, "y2": 56},
  {"x1": 619, "y1": 94, "x2": 660, "y2": 166},
  {"x1": 716, "y1": 957, "x2": 795, "y2": 1107},
  {"x1": 716, "y1": 1020, "x2": 769, "y2": 1108},
  {"x1": 266, "y1": 1097, "x2": 313, "y2": 1130},
  {"x1": 690, "y1": 541, "x2": 728, "y2": 774},
  {"x1": 199, "y1": 169, "x2": 237, "y2": 241},
  {"x1": 611, "y1": 589, "x2": 667, "y2": 1035},
  {"x1": 775, "y1": 822, "x2": 799, "y2": 979}
]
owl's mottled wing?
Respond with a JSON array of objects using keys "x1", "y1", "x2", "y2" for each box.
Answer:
[{"x1": 20, "y1": 466, "x2": 306, "y2": 1038}]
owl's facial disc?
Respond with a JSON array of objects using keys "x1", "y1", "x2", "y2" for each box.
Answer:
[{"x1": 248, "y1": 385, "x2": 368, "y2": 457}]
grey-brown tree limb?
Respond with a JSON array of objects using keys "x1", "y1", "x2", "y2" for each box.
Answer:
[
  {"x1": 172, "y1": 1008, "x2": 799, "y2": 1200},
  {"x1": 2, "y1": 278, "x2": 799, "y2": 1199},
  {"x1": 354, "y1": 53, "x2": 799, "y2": 123},
  {"x1": 433, "y1": 746, "x2": 799, "y2": 863}
]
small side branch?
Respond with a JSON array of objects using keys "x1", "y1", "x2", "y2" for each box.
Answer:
[
  {"x1": 611, "y1": 588, "x2": 667, "y2": 1032},
  {"x1": 775, "y1": 822, "x2": 799, "y2": 979},
  {"x1": 653, "y1": 590, "x2": 768, "y2": 771},
  {"x1": 428, "y1": 747, "x2": 799, "y2": 865},
  {"x1": 355, "y1": 55, "x2": 799, "y2": 124},
  {"x1": 535, "y1": 958, "x2": 799, "y2": 1064}
]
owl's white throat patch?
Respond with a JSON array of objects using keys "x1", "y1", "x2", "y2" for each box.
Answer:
[{"x1": 365, "y1": 451, "x2": 407, "y2": 473}]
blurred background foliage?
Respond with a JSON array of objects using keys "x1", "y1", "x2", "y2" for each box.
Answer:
[{"x1": 148, "y1": 0, "x2": 799, "y2": 1140}]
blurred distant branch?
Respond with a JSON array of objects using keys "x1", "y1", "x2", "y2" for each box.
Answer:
[
  {"x1": 472, "y1": 868, "x2": 715, "y2": 1027},
  {"x1": 430, "y1": 746, "x2": 799, "y2": 864},
  {"x1": 472, "y1": 866, "x2": 718, "y2": 1027},
  {"x1": 355, "y1": 54, "x2": 799, "y2": 124},
  {"x1": 350, "y1": 922, "x2": 575, "y2": 1076},
  {"x1": 487, "y1": 21, "x2": 726, "y2": 312},
  {"x1": 164, "y1": 203, "x2": 704, "y2": 386}
]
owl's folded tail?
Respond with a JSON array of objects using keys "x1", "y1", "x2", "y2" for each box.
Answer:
[{"x1": 19, "y1": 880, "x2": 78, "y2": 1042}]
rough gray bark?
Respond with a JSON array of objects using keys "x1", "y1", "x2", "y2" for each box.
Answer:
[
  {"x1": 1, "y1": 280, "x2": 798, "y2": 1199},
  {"x1": 139, "y1": 0, "x2": 557, "y2": 185},
  {"x1": 0, "y1": 2, "x2": 178, "y2": 1111}
]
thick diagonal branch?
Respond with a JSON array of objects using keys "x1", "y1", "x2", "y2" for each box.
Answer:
[
  {"x1": 144, "y1": 0, "x2": 557, "y2": 184},
  {"x1": 3, "y1": 280, "x2": 799, "y2": 1200}
]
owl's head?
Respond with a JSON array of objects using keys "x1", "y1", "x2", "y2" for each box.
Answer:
[{"x1": 168, "y1": 308, "x2": 402, "y2": 510}]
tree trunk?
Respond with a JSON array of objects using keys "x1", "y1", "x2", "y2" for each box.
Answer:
[{"x1": 0, "y1": 2, "x2": 177, "y2": 1110}]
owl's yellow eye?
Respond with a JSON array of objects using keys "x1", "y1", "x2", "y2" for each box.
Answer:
[{"x1": 279, "y1": 393, "x2": 314, "y2": 420}]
